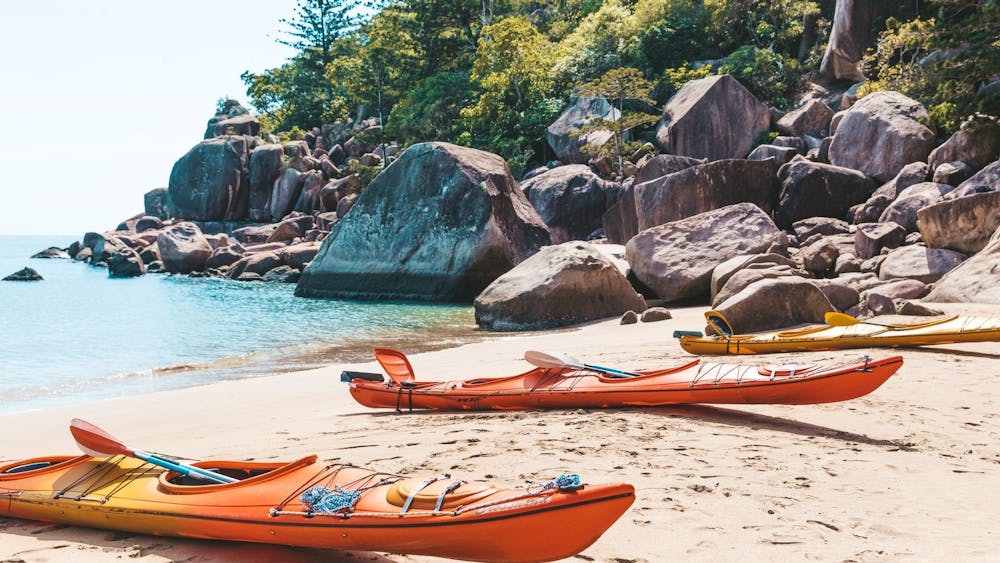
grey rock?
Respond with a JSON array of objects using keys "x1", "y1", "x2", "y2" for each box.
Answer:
[
  {"x1": 626, "y1": 203, "x2": 784, "y2": 301},
  {"x1": 3, "y1": 267, "x2": 42, "y2": 281},
  {"x1": 633, "y1": 154, "x2": 704, "y2": 184},
  {"x1": 31, "y1": 247, "x2": 70, "y2": 259},
  {"x1": 521, "y1": 165, "x2": 612, "y2": 244},
  {"x1": 634, "y1": 158, "x2": 777, "y2": 231},
  {"x1": 879, "y1": 182, "x2": 954, "y2": 232},
  {"x1": 248, "y1": 144, "x2": 284, "y2": 221},
  {"x1": 925, "y1": 225, "x2": 1000, "y2": 303},
  {"x1": 931, "y1": 161, "x2": 973, "y2": 185},
  {"x1": 820, "y1": 0, "x2": 873, "y2": 82},
  {"x1": 829, "y1": 91, "x2": 936, "y2": 182},
  {"x1": 710, "y1": 253, "x2": 797, "y2": 302},
  {"x1": 474, "y1": 242, "x2": 645, "y2": 331},
  {"x1": 655, "y1": 74, "x2": 770, "y2": 161},
  {"x1": 853, "y1": 162, "x2": 929, "y2": 224},
  {"x1": 775, "y1": 160, "x2": 873, "y2": 228},
  {"x1": 917, "y1": 190, "x2": 1000, "y2": 254},
  {"x1": 776, "y1": 99, "x2": 834, "y2": 137},
  {"x1": 712, "y1": 277, "x2": 835, "y2": 334},
  {"x1": 928, "y1": 121, "x2": 1000, "y2": 173},
  {"x1": 546, "y1": 97, "x2": 619, "y2": 165},
  {"x1": 792, "y1": 217, "x2": 850, "y2": 242},
  {"x1": 640, "y1": 307, "x2": 672, "y2": 322},
  {"x1": 810, "y1": 278, "x2": 861, "y2": 311},
  {"x1": 855, "y1": 222, "x2": 906, "y2": 260},
  {"x1": 268, "y1": 167, "x2": 305, "y2": 221},
  {"x1": 946, "y1": 160, "x2": 1000, "y2": 199},
  {"x1": 297, "y1": 142, "x2": 550, "y2": 301},
  {"x1": 620, "y1": 310, "x2": 639, "y2": 325},
  {"x1": 800, "y1": 239, "x2": 839, "y2": 274},
  {"x1": 157, "y1": 222, "x2": 212, "y2": 274},
  {"x1": 107, "y1": 248, "x2": 145, "y2": 278},
  {"x1": 168, "y1": 136, "x2": 250, "y2": 221},
  {"x1": 747, "y1": 144, "x2": 798, "y2": 165},
  {"x1": 879, "y1": 245, "x2": 965, "y2": 284},
  {"x1": 143, "y1": 188, "x2": 170, "y2": 220}
]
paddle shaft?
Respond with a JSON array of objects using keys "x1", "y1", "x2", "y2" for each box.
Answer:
[{"x1": 133, "y1": 450, "x2": 237, "y2": 484}]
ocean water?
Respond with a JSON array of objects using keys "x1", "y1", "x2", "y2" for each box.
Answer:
[{"x1": 0, "y1": 235, "x2": 476, "y2": 414}]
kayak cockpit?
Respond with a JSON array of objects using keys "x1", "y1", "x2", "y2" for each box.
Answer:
[
  {"x1": 0, "y1": 456, "x2": 89, "y2": 479},
  {"x1": 158, "y1": 455, "x2": 317, "y2": 493}
]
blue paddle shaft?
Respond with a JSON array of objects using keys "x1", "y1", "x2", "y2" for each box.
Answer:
[{"x1": 134, "y1": 450, "x2": 237, "y2": 484}]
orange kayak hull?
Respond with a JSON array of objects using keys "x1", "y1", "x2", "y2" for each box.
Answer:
[
  {"x1": 348, "y1": 354, "x2": 904, "y2": 411},
  {"x1": 0, "y1": 454, "x2": 633, "y2": 562}
]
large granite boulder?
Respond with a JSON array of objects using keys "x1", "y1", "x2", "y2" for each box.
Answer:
[
  {"x1": 294, "y1": 170, "x2": 326, "y2": 213},
  {"x1": 633, "y1": 154, "x2": 704, "y2": 184},
  {"x1": 82, "y1": 232, "x2": 125, "y2": 263},
  {"x1": 625, "y1": 203, "x2": 784, "y2": 301},
  {"x1": 792, "y1": 217, "x2": 850, "y2": 243},
  {"x1": 248, "y1": 144, "x2": 284, "y2": 221},
  {"x1": 712, "y1": 277, "x2": 835, "y2": 334},
  {"x1": 266, "y1": 213, "x2": 314, "y2": 244},
  {"x1": 279, "y1": 241, "x2": 321, "y2": 271},
  {"x1": 917, "y1": 190, "x2": 1000, "y2": 254},
  {"x1": 820, "y1": 0, "x2": 873, "y2": 82},
  {"x1": 157, "y1": 222, "x2": 212, "y2": 274},
  {"x1": 853, "y1": 162, "x2": 929, "y2": 223},
  {"x1": 229, "y1": 251, "x2": 284, "y2": 279},
  {"x1": 635, "y1": 158, "x2": 777, "y2": 231},
  {"x1": 747, "y1": 144, "x2": 798, "y2": 165},
  {"x1": 879, "y1": 182, "x2": 954, "y2": 232},
  {"x1": 925, "y1": 226, "x2": 1000, "y2": 303},
  {"x1": 107, "y1": 247, "x2": 145, "y2": 278},
  {"x1": 878, "y1": 245, "x2": 965, "y2": 284},
  {"x1": 829, "y1": 92, "x2": 936, "y2": 182},
  {"x1": 928, "y1": 121, "x2": 1000, "y2": 173},
  {"x1": 655, "y1": 74, "x2": 770, "y2": 161},
  {"x1": 296, "y1": 142, "x2": 551, "y2": 301},
  {"x1": 521, "y1": 165, "x2": 611, "y2": 244},
  {"x1": 168, "y1": 136, "x2": 250, "y2": 221},
  {"x1": 546, "y1": 97, "x2": 618, "y2": 164},
  {"x1": 474, "y1": 242, "x2": 645, "y2": 331},
  {"x1": 774, "y1": 160, "x2": 873, "y2": 228},
  {"x1": 143, "y1": 188, "x2": 170, "y2": 220},
  {"x1": 268, "y1": 168, "x2": 305, "y2": 222},
  {"x1": 776, "y1": 99, "x2": 834, "y2": 137},
  {"x1": 712, "y1": 264, "x2": 804, "y2": 307}
]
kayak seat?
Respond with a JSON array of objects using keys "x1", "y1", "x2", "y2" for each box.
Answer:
[
  {"x1": 374, "y1": 348, "x2": 417, "y2": 386},
  {"x1": 385, "y1": 477, "x2": 498, "y2": 511}
]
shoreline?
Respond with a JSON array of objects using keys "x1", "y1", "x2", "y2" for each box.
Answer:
[{"x1": 2, "y1": 303, "x2": 999, "y2": 561}]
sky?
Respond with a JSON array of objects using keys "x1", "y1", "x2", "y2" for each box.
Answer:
[{"x1": 0, "y1": 1, "x2": 300, "y2": 235}]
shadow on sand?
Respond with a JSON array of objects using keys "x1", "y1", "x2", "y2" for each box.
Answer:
[{"x1": 0, "y1": 517, "x2": 398, "y2": 562}]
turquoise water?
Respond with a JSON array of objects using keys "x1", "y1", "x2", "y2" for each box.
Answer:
[{"x1": 0, "y1": 235, "x2": 475, "y2": 414}]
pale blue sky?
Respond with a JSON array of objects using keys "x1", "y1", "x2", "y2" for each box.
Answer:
[{"x1": 0, "y1": 1, "x2": 299, "y2": 235}]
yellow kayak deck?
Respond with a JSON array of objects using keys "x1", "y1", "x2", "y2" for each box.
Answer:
[{"x1": 679, "y1": 315, "x2": 1000, "y2": 355}]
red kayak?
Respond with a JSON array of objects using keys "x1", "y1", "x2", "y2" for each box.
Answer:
[{"x1": 343, "y1": 349, "x2": 904, "y2": 411}]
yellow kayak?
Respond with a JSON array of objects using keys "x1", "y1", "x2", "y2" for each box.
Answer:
[{"x1": 677, "y1": 312, "x2": 1000, "y2": 355}]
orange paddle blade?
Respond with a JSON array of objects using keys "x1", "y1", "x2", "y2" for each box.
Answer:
[{"x1": 70, "y1": 418, "x2": 133, "y2": 458}]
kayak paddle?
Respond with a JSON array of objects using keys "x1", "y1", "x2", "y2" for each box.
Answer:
[
  {"x1": 69, "y1": 418, "x2": 237, "y2": 484},
  {"x1": 824, "y1": 312, "x2": 911, "y2": 329},
  {"x1": 523, "y1": 351, "x2": 642, "y2": 378}
]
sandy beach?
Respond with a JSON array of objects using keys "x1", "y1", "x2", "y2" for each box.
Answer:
[{"x1": 1, "y1": 304, "x2": 998, "y2": 562}]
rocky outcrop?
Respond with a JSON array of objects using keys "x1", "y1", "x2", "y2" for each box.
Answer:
[
  {"x1": 747, "y1": 145, "x2": 797, "y2": 165},
  {"x1": 3, "y1": 267, "x2": 42, "y2": 281},
  {"x1": 776, "y1": 99, "x2": 834, "y2": 137},
  {"x1": 229, "y1": 251, "x2": 283, "y2": 279},
  {"x1": 917, "y1": 191, "x2": 1000, "y2": 254},
  {"x1": 879, "y1": 182, "x2": 954, "y2": 232},
  {"x1": 293, "y1": 170, "x2": 325, "y2": 213},
  {"x1": 931, "y1": 161, "x2": 973, "y2": 186},
  {"x1": 712, "y1": 264, "x2": 805, "y2": 307},
  {"x1": 296, "y1": 142, "x2": 550, "y2": 301},
  {"x1": 279, "y1": 242, "x2": 321, "y2": 271},
  {"x1": 474, "y1": 242, "x2": 645, "y2": 331},
  {"x1": 521, "y1": 165, "x2": 611, "y2": 244},
  {"x1": 625, "y1": 203, "x2": 784, "y2": 302},
  {"x1": 792, "y1": 217, "x2": 850, "y2": 244},
  {"x1": 634, "y1": 158, "x2": 777, "y2": 231},
  {"x1": 655, "y1": 74, "x2": 770, "y2": 161},
  {"x1": 800, "y1": 239, "x2": 840, "y2": 274},
  {"x1": 203, "y1": 99, "x2": 251, "y2": 139},
  {"x1": 710, "y1": 253, "x2": 797, "y2": 302},
  {"x1": 712, "y1": 277, "x2": 835, "y2": 334},
  {"x1": 946, "y1": 160, "x2": 1000, "y2": 199},
  {"x1": 157, "y1": 222, "x2": 212, "y2": 274},
  {"x1": 853, "y1": 162, "x2": 929, "y2": 223},
  {"x1": 878, "y1": 245, "x2": 965, "y2": 284},
  {"x1": 925, "y1": 226, "x2": 1000, "y2": 303},
  {"x1": 107, "y1": 248, "x2": 145, "y2": 278},
  {"x1": 545, "y1": 97, "x2": 618, "y2": 164},
  {"x1": 602, "y1": 182, "x2": 639, "y2": 245},
  {"x1": 209, "y1": 115, "x2": 260, "y2": 138},
  {"x1": 266, "y1": 213, "x2": 315, "y2": 244},
  {"x1": 248, "y1": 144, "x2": 284, "y2": 221},
  {"x1": 168, "y1": 136, "x2": 250, "y2": 221},
  {"x1": 774, "y1": 160, "x2": 873, "y2": 228},
  {"x1": 820, "y1": 0, "x2": 873, "y2": 82},
  {"x1": 829, "y1": 92, "x2": 936, "y2": 182}
]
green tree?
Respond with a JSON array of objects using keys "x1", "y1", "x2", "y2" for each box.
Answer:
[
  {"x1": 573, "y1": 67, "x2": 659, "y2": 178},
  {"x1": 460, "y1": 16, "x2": 561, "y2": 172},
  {"x1": 387, "y1": 71, "x2": 474, "y2": 144}
]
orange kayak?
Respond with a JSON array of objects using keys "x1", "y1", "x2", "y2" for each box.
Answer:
[
  {"x1": 0, "y1": 453, "x2": 633, "y2": 562},
  {"x1": 345, "y1": 349, "x2": 903, "y2": 411}
]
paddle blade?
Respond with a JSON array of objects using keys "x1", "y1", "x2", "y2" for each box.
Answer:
[
  {"x1": 70, "y1": 418, "x2": 132, "y2": 458},
  {"x1": 824, "y1": 312, "x2": 860, "y2": 327},
  {"x1": 523, "y1": 351, "x2": 571, "y2": 369}
]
